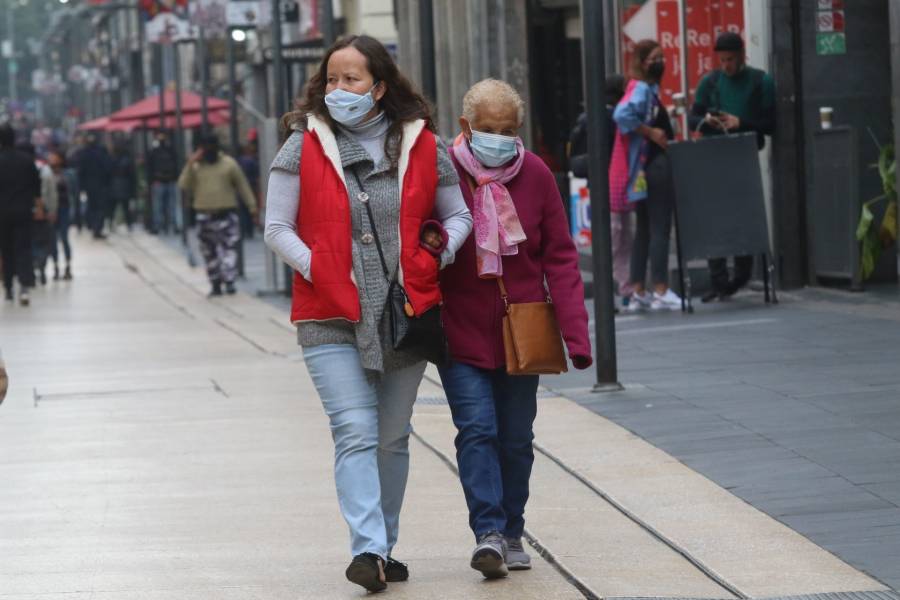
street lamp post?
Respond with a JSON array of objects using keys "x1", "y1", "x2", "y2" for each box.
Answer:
[
  {"x1": 580, "y1": 1, "x2": 622, "y2": 391},
  {"x1": 198, "y1": 26, "x2": 209, "y2": 132},
  {"x1": 271, "y1": 0, "x2": 285, "y2": 117},
  {"x1": 6, "y1": 4, "x2": 18, "y2": 103}
]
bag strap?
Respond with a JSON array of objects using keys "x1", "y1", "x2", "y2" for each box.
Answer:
[
  {"x1": 350, "y1": 167, "x2": 391, "y2": 284},
  {"x1": 496, "y1": 277, "x2": 510, "y2": 312}
]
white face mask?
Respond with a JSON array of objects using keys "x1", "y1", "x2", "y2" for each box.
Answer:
[
  {"x1": 324, "y1": 84, "x2": 378, "y2": 127},
  {"x1": 469, "y1": 130, "x2": 520, "y2": 167}
]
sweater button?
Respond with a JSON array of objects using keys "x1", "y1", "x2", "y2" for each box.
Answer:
[
  {"x1": 358, "y1": 192, "x2": 369, "y2": 202},
  {"x1": 361, "y1": 233, "x2": 374, "y2": 244}
]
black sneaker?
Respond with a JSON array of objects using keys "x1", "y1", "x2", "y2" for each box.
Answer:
[
  {"x1": 345, "y1": 553, "x2": 386, "y2": 592},
  {"x1": 208, "y1": 283, "x2": 223, "y2": 298},
  {"x1": 700, "y1": 290, "x2": 720, "y2": 303},
  {"x1": 384, "y1": 557, "x2": 409, "y2": 582},
  {"x1": 471, "y1": 530, "x2": 508, "y2": 579},
  {"x1": 224, "y1": 281, "x2": 236, "y2": 295}
]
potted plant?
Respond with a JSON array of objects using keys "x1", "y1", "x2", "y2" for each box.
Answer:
[{"x1": 855, "y1": 141, "x2": 897, "y2": 280}]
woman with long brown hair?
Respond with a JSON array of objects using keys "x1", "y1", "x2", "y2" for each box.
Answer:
[
  {"x1": 264, "y1": 35, "x2": 472, "y2": 592},
  {"x1": 611, "y1": 39, "x2": 681, "y2": 311}
]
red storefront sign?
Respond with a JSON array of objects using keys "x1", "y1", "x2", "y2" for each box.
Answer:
[{"x1": 621, "y1": 0, "x2": 745, "y2": 107}]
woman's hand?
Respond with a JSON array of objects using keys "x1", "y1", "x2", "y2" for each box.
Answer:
[
  {"x1": 647, "y1": 127, "x2": 668, "y2": 150},
  {"x1": 420, "y1": 226, "x2": 443, "y2": 250},
  {"x1": 572, "y1": 355, "x2": 593, "y2": 370}
]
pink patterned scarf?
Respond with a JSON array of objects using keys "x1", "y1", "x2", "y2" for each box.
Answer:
[{"x1": 452, "y1": 135, "x2": 527, "y2": 278}]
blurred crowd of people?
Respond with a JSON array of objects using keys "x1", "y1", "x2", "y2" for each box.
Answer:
[{"x1": 0, "y1": 111, "x2": 263, "y2": 308}]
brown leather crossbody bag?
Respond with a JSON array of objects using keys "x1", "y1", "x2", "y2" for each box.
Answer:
[{"x1": 496, "y1": 277, "x2": 568, "y2": 375}]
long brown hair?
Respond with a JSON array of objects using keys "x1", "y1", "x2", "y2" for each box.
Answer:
[
  {"x1": 630, "y1": 39, "x2": 661, "y2": 81},
  {"x1": 281, "y1": 35, "x2": 435, "y2": 170}
]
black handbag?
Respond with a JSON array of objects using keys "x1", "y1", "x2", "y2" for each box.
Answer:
[{"x1": 352, "y1": 169, "x2": 449, "y2": 366}]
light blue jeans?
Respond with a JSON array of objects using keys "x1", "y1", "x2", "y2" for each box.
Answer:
[{"x1": 303, "y1": 344, "x2": 426, "y2": 559}]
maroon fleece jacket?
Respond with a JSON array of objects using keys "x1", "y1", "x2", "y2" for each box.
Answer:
[{"x1": 440, "y1": 149, "x2": 592, "y2": 371}]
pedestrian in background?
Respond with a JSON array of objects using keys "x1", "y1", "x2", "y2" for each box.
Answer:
[
  {"x1": 689, "y1": 32, "x2": 775, "y2": 302},
  {"x1": 612, "y1": 39, "x2": 681, "y2": 312},
  {"x1": 264, "y1": 34, "x2": 471, "y2": 593},
  {"x1": 236, "y1": 140, "x2": 260, "y2": 239},
  {"x1": 0, "y1": 349, "x2": 7, "y2": 405},
  {"x1": 109, "y1": 142, "x2": 136, "y2": 232},
  {"x1": 569, "y1": 75, "x2": 633, "y2": 308},
  {"x1": 178, "y1": 133, "x2": 257, "y2": 297},
  {"x1": 147, "y1": 131, "x2": 180, "y2": 234},
  {"x1": 17, "y1": 142, "x2": 58, "y2": 285},
  {"x1": 47, "y1": 150, "x2": 73, "y2": 281},
  {"x1": 65, "y1": 134, "x2": 84, "y2": 232},
  {"x1": 440, "y1": 79, "x2": 592, "y2": 579},
  {"x1": 0, "y1": 124, "x2": 41, "y2": 306},
  {"x1": 77, "y1": 133, "x2": 113, "y2": 240}
]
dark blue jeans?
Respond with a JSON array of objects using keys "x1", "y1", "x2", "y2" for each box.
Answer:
[{"x1": 438, "y1": 361, "x2": 539, "y2": 540}]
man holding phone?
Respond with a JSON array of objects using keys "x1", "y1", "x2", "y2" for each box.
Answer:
[{"x1": 689, "y1": 32, "x2": 775, "y2": 302}]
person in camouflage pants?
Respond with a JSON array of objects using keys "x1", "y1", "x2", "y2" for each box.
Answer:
[
  {"x1": 197, "y1": 211, "x2": 241, "y2": 291},
  {"x1": 178, "y1": 134, "x2": 257, "y2": 296}
]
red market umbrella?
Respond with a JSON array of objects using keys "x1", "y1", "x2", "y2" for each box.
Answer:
[
  {"x1": 76, "y1": 116, "x2": 111, "y2": 130},
  {"x1": 142, "y1": 109, "x2": 230, "y2": 129},
  {"x1": 108, "y1": 90, "x2": 229, "y2": 122}
]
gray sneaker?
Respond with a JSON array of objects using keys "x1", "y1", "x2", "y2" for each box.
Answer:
[
  {"x1": 471, "y1": 531, "x2": 508, "y2": 579},
  {"x1": 505, "y1": 537, "x2": 532, "y2": 570}
]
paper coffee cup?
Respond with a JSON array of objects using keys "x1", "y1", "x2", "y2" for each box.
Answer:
[{"x1": 820, "y1": 107, "x2": 833, "y2": 130}]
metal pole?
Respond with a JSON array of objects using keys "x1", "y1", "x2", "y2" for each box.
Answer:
[
  {"x1": 271, "y1": 0, "x2": 285, "y2": 116},
  {"x1": 173, "y1": 42, "x2": 188, "y2": 251},
  {"x1": 680, "y1": 0, "x2": 690, "y2": 140},
  {"x1": 227, "y1": 29, "x2": 239, "y2": 155},
  {"x1": 199, "y1": 27, "x2": 209, "y2": 133},
  {"x1": 157, "y1": 43, "x2": 166, "y2": 134},
  {"x1": 320, "y1": 0, "x2": 335, "y2": 47},
  {"x1": 271, "y1": 0, "x2": 291, "y2": 294},
  {"x1": 418, "y1": 0, "x2": 436, "y2": 101},
  {"x1": 135, "y1": 3, "x2": 146, "y2": 98},
  {"x1": 226, "y1": 28, "x2": 245, "y2": 278},
  {"x1": 7, "y1": 5, "x2": 17, "y2": 102},
  {"x1": 580, "y1": 0, "x2": 621, "y2": 391}
]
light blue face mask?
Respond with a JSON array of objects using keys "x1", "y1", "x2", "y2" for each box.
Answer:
[
  {"x1": 469, "y1": 130, "x2": 520, "y2": 167},
  {"x1": 324, "y1": 84, "x2": 378, "y2": 127}
]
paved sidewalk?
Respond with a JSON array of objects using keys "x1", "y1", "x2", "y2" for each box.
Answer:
[
  {"x1": 544, "y1": 288, "x2": 900, "y2": 591},
  {"x1": 0, "y1": 231, "x2": 894, "y2": 599}
]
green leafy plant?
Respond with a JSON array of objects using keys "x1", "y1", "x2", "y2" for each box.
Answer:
[{"x1": 855, "y1": 142, "x2": 897, "y2": 280}]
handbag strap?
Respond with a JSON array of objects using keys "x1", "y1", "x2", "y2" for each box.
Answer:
[{"x1": 350, "y1": 168, "x2": 391, "y2": 284}]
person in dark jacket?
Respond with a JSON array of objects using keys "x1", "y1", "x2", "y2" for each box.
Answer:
[
  {"x1": 109, "y1": 143, "x2": 136, "y2": 231},
  {"x1": 236, "y1": 141, "x2": 260, "y2": 239},
  {"x1": 48, "y1": 150, "x2": 74, "y2": 280},
  {"x1": 689, "y1": 32, "x2": 775, "y2": 301},
  {"x1": 77, "y1": 133, "x2": 113, "y2": 239},
  {"x1": 0, "y1": 123, "x2": 41, "y2": 305},
  {"x1": 147, "y1": 131, "x2": 180, "y2": 234},
  {"x1": 440, "y1": 79, "x2": 592, "y2": 579},
  {"x1": 567, "y1": 74, "x2": 626, "y2": 178}
]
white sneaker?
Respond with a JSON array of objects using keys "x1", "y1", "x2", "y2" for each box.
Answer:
[
  {"x1": 651, "y1": 289, "x2": 682, "y2": 311},
  {"x1": 627, "y1": 292, "x2": 652, "y2": 312}
]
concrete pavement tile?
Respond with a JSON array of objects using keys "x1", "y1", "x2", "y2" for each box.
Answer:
[
  {"x1": 532, "y1": 396, "x2": 887, "y2": 596},
  {"x1": 412, "y1": 408, "x2": 736, "y2": 599}
]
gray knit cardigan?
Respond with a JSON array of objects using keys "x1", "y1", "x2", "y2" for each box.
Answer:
[{"x1": 269, "y1": 125, "x2": 461, "y2": 373}]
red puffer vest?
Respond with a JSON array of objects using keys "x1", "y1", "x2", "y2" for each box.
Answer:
[{"x1": 290, "y1": 114, "x2": 440, "y2": 324}]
